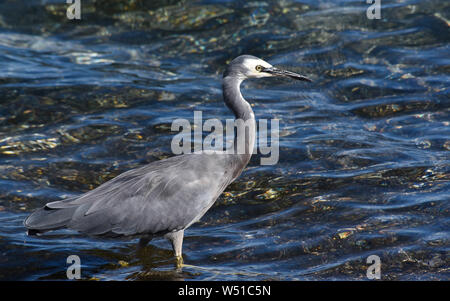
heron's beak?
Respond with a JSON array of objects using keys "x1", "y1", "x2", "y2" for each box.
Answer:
[{"x1": 263, "y1": 67, "x2": 312, "y2": 82}]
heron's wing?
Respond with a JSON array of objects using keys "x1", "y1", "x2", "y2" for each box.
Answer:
[{"x1": 26, "y1": 153, "x2": 236, "y2": 236}]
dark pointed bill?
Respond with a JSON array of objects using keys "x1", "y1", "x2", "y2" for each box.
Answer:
[{"x1": 263, "y1": 67, "x2": 312, "y2": 82}]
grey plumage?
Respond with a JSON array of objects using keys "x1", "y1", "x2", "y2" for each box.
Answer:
[
  {"x1": 25, "y1": 154, "x2": 241, "y2": 236},
  {"x1": 24, "y1": 55, "x2": 311, "y2": 264}
]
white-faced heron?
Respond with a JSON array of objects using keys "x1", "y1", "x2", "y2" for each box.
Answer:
[{"x1": 24, "y1": 55, "x2": 311, "y2": 267}]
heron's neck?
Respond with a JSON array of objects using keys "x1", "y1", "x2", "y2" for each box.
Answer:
[{"x1": 222, "y1": 76, "x2": 256, "y2": 160}]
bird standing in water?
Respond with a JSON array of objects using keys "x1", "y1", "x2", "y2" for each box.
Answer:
[{"x1": 24, "y1": 55, "x2": 311, "y2": 267}]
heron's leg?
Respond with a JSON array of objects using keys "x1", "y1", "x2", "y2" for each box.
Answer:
[
  {"x1": 138, "y1": 235, "x2": 152, "y2": 249},
  {"x1": 165, "y1": 230, "x2": 184, "y2": 268}
]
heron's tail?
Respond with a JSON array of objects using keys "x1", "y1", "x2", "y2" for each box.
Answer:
[{"x1": 24, "y1": 206, "x2": 76, "y2": 235}]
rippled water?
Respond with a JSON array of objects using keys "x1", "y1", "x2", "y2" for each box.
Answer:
[{"x1": 0, "y1": 0, "x2": 448, "y2": 280}]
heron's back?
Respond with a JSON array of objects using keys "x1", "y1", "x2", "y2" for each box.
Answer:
[{"x1": 24, "y1": 152, "x2": 244, "y2": 237}]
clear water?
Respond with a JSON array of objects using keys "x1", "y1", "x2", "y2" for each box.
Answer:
[{"x1": 0, "y1": 0, "x2": 448, "y2": 280}]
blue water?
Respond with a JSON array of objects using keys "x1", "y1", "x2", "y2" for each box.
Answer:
[{"x1": 0, "y1": 0, "x2": 448, "y2": 280}]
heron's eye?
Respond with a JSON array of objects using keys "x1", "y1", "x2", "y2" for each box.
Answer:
[{"x1": 255, "y1": 65, "x2": 263, "y2": 72}]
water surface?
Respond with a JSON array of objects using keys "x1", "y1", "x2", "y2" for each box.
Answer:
[{"x1": 0, "y1": 0, "x2": 449, "y2": 280}]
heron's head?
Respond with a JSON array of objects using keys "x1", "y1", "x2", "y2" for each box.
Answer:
[{"x1": 224, "y1": 55, "x2": 311, "y2": 82}]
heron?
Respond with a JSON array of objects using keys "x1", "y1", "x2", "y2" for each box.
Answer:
[{"x1": 24, "y1": 55, "x2": 311, "y2": 267}]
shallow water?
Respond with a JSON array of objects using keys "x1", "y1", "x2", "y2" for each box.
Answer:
[{"x1": 0, "y1": 0, "x2": 449, "y2": 280}]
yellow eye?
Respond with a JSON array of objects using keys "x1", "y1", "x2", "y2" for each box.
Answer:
[{"x1": 255, "y1": 65, "x2": 263, "y2": 72}]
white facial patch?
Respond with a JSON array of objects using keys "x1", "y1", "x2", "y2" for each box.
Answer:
[{"x1": 241, "y1": 57, "x2": 273, "y2": 78}]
